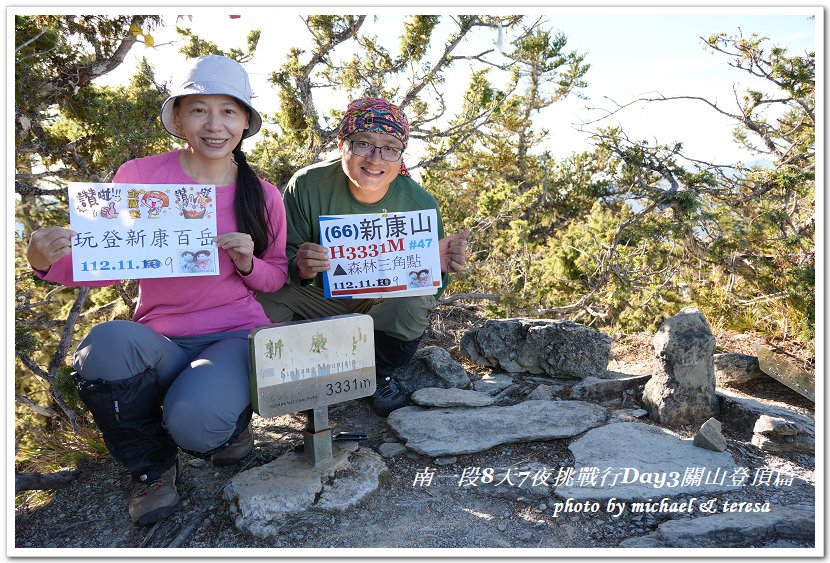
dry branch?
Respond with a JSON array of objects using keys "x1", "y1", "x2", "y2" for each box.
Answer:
[
  {"x1": 438, "y1": 293, "x2": 500, "y2": 304},
  {"x1": 15, "y1": 470, "x2": 78, "y2": 494}
]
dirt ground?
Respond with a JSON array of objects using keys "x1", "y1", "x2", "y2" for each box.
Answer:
[{"x1": 13, "y1": 306, "x2": 816, "y2": 552}]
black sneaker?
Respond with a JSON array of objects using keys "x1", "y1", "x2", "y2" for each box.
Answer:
[{"x1": 370, "y1": 377, "x2": 408, "y2": 417}]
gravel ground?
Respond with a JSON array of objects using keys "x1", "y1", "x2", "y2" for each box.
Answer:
[{"x1": 13, "y1": 319, "x2": 817, "y2": 553}]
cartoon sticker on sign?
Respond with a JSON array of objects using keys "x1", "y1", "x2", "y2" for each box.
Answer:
[
  {"x1": 68, "y1": 182, "x2": 218, "y2": 281},
  {"x1": 319, "y1": 210, "x2": 441, "y2": 299},
  {"x1": 140, "y1": 190, "x2": 169, "y2": 218}
]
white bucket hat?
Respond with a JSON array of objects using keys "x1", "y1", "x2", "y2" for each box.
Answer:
[{"x1": 160, "y1": 54, "x2": 262, "y2": 140}]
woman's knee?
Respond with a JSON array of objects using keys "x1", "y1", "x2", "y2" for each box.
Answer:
[
  {"x1": 163, "y1": 392, "x2": 246, "y2": 454},
  {"x1": 74, "y1": 320, "x2": 187, "y2": 384},
  {"x1": 162, "y1": 362, "x2": 250, "y2": 453}
]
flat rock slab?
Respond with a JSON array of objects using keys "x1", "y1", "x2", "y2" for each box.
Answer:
[
  {"x1": 377, "y1": 442, "x2": 408, "y2": 458},
  {"x1": 619, "y1": 502, "x2": 815, "y2": 547},
  {"x1": 387, "y1": 400, "x2": 607, "y2": 456},
  {"x1": 610, "y1": 408, "x2": 648, "y2": 422},
  {"x1": 717, "y1": 389, "x2": 815, "y2": 440},
  {"x1": 472, "y1": 373, "x2": 514, "y2": 395},
  {"x1": 411, "y1": 387, "x2": 495, "y2": 407},
  {"x1": 555, "y1": 421, "x2": 741, "y2": 500},
  {"x1": 223, "y1": 445, "x2": 387, "y2": 538},
  {"x1": 526, "y1": 384, "x2": 566, "y2": 401}
]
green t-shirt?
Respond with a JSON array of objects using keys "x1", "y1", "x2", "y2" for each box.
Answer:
[{"x1": 282, "y1": 158, "x2": 448, "y2": 294}]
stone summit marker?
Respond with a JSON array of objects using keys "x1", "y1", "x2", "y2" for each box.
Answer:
[
  {"x1": 224, "y1": 314, "x2": 388, "y2": 536},
  {"x1": 249, "y1": 313, "x2": 376, "y2": 465},
  {"x1": 249, "y1": 313, "x2": 376, "y2": 417}
]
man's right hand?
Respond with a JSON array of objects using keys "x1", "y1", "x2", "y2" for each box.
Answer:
[
  {"x1": 27, "y1": 227, "x2": 73, "y2": 272},
  {"x1": 296, "y1": 242, "x2": 331, "y2": 280}
]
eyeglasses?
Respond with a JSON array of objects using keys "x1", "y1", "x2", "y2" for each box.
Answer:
[{"x1": 345, "y1": 137, "x2": 404, "y2": 162}]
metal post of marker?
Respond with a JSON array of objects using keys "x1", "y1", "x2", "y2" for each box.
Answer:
[{"x1": 302, "y1": 406, "x2": 333, "y2": 467}]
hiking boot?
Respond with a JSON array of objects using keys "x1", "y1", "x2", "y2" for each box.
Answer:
[
  {"x1": 369, "y1": 377, "x2": 408, "y2": 417},
  {"x1": 129, "y1": 458, "x2": 181, "y2": 526},
  {"x1": 211, "y1": 422, "x2": 254, "y2": 467}
]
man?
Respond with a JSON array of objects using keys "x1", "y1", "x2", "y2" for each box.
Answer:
[{"x1": 257, "y1": 97, "x2": 469, "y2": 416}]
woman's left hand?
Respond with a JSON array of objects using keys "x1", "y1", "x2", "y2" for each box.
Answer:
[{"x1": 215, "y1": 232, "x2": 255, "y2": 275}]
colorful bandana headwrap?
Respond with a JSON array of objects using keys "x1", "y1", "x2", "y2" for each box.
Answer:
[{"x1": 338, "y1": 97, "x2": 411, "y2": 177}]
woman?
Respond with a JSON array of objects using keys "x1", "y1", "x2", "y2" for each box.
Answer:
[{"x1": 26, "y1": 55, "x2": 288, "y2": 526}]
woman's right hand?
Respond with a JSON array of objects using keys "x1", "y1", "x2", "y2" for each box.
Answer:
[
  {"x1": 27, "y1": 227, "x2": 73, "y2": 272},
  {"x1": 296, "y1": 242, "x2": 330, "y2": 280}
]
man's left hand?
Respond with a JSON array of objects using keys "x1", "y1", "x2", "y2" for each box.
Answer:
[{"x1": 439, "y1": 228, "x2": 470, "y2": 273}]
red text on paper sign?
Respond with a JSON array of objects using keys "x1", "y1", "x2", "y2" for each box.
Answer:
[{"x1": 329, "y1": 238, "x2": 404, "y2": 260}]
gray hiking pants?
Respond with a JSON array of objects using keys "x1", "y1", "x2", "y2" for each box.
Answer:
[{"x1": 74, "y1": 320, "x2": 251, "y2": 480}]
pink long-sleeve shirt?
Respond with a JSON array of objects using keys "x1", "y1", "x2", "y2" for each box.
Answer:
[{"x1": 38, "y1": 151, "x2": 288, "y2": 337}]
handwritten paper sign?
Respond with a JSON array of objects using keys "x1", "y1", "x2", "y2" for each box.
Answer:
[
  {"x1": 319, "y1": 210, "x2": 441, "y2": 299},
  {"x1": 68, "y1": 182, "x2": 218, "y2": 281}
]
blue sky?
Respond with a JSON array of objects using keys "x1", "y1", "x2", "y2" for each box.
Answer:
[
  {"x1": 543, "y1": 11, "x2": 817, "y2": 163},
  {"x1": 92, "y1": 8, "x2": 818, "y2": 168}
]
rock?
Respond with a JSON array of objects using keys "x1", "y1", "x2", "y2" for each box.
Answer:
[
  {"x1": 717, "y1": 389, "x2": 815, "y2": 442},
  {"x1": 392, "y1": 346, "x2": 471, "y2": 394},
  {"x1": 555, "y1": 422, "x2": 740, "y2": 500},
  {"x1": 377, "y1": 442, "x2": 408, "y2": 458},
  {"x1": 411, "y1": 387, "x2": 495, "y2": 407},
  {"x1": 473, "y1": 374, "x2": 513, "y2": 395},
  {"x1": 335, "y1": 439, "x2": 360, "y2": 453},
  {"x1": 519, "y1": 320, "x2": 611, "y2": 379},
  {"x1": 610, "y1": 408, "x2": 648, "y2": 422},
  {"x1": 693, "y1": 418, "x2": 727, "y2": 452},
  {"x1": 223, "y1": 446, "x2": 387, "y2": 538},
  {"x1": 714, "y1": 353, "x2": 764, "y2": 386},
  {"x1": 753, "y1": 414, "x2": 800, "y2": 436},
  {"x1": 526, "y1": 384, "x2": 564, "y2": 401},
  {"x1": 619, "y1": 503, "x2": 815, "y2": 547},
  {"x1": 763, "y1": 540, "x2": 808, "y2": 548},
  {"x1": 461, "y1": 321, "x2": 525, "y2": 371},
  {"x1": 434, "y1": 456, "x2": 457, "y2": 466},
  {"x1": 387, "y1": 400, "x2": 608, "y2": 457},
  {"x1": 461, "y1": 318, "x2": 611, "y2": 379},
  {"x1": 570, "y1": 374, "x2": 651, "y2": 402},
  {"x1": 756, "y1": 345, "x2": 814, "y2": 401},
  {"x1": 316, "y1": 450, "x2": 389, "y2": 511},
  {"x1": 642, "y1": 308, "x2": 719, "y2": 428},
  {"x1": 752, "y1": 434, "x2": 815, "y2": 454},
  {"x1": 751, "y1": 414, "x2": 814, "y2": 454}
]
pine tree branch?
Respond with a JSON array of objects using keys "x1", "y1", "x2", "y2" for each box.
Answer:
[
  {"x1": 398, "y1": 16, "x2": 478, "y2": 111},
  {"x1": 15, "y1": 28, "x2": 49, "y2": 53},
  {"x1": 17, "y1": 351, "x2": 53, "y2": 383},
  {"x1": 47, "y1": 287, "x2": 90, "y2": 376},
  {"x1": 15, "y1": 393, "x2": 60, "y2": 418},
  {"x1": 37, "y1": 16, "x2": 149, "y2": 101}
]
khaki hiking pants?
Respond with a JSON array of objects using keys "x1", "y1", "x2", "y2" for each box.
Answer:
[{"x1": 256, "y1": 283, "x2": 437, "y2": 342}]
